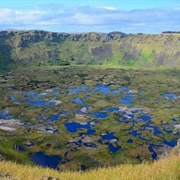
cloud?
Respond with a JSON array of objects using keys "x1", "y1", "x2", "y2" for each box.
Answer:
[
  {"x1": 101, "y1": 6, "x2": 117, "y2": 11},
  {"x1": 0, "y1": 9, "x2": 16, "y2": 23},
  {"x1": 0, "y1": 6, "x2": 179, "y2": 33}
]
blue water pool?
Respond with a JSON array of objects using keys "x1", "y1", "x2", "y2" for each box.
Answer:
[
  {"x1": 0, "y1": 112, "x2": 6, "y2": 118},
  {"x1": 163, "y1": 93, "x2": 177, "y2": 99},
  {"x1": 109, "y1": 143, "x2": 121, "y2": 153},
  {"x1": 49, "y1": 101, "x2": 57, "y2": 107},
  {"x1": 119, "y1": 87, "x2": 129, "y2": 92},
  {"x1": 101, "y1": 132, "x2": 117, "y2": 140},
  {"x1": 14, "y1": 144, "x2": 25, "y2": 152},
  {"x1": 28, "y1": 101, "x2": 46, "y2": 107},
  {"x1": 68, "y1": 85, "x2": 87, "y2": 94},
  {"x1": 32, "y1": 152, "x2": 61, "y2": 169},
  {"x1": 105, "y1": 107, "x2": 119, "y2": 112},
  {"x1": 10, "y1": 96, "x2": 16, "y2": 101},
  {"x1": 48, "y1": 115, "x2": 59, "y2": 121},
  {"x1": 87, "y1": 129, "x2": 95, "y2": 135},
  {"x1": 117, "y1": 93, "x2": 135, "y2": 105},
  {"x1": 127, "y1": 139, "x2": 133, "y2": 143},
  {"x1": 94, "y1": 84, "x2": 110, "y2": 95},
  {"x1": 27, "y1": 91, "x2": 35, "y2": 98},
  {"x1": 91, "y1": 112, "x2": 108, "y2": 119},
  {"x1": 148, "y1": 145, "x2": 157, "y2": 160},
  {"x1": 131, "y1": 130, "x2": 141, "y2": 137},
  {"x1": 139, "y1": 115, "x2": 151, "y2": 122},
  {"x1": 118, "y1": 98, "x2": 133, "y2": 105},
  {"x1": 163, "y1": 139, "x2": 177, "y2": 147},
  {"x1": 65, "y1": 122, "x2": 92, "y2": 133},
  {"x1": 153, "y1": 126, "x2": 161, "y2": 135}
]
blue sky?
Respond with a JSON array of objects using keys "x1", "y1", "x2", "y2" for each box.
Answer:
[{"x1": 0, "y1": 0, "x2": 179, "y2": 33}]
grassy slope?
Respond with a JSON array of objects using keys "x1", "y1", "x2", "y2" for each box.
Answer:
[
  {"x1": 0, "y1": 155, "x2": 180, "y2": 180},
  {"x1": 1, "y1": 31, "x2": 180, "y2": 69}
]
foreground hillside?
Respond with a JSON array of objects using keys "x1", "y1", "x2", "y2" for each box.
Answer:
[
  {"x1": 0, "y1": 30, "x2": 180, "y2": 69},
  {"x1": 0, "y1": 155, "x2": 180, "y2": 180}
]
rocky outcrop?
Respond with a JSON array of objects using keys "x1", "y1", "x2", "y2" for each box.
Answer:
[{"x1": 91, "y1": 44, "x2": 112, "y2": 61}]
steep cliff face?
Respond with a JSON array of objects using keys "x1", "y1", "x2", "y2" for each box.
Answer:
[{"x1": 0, "y1": 30, "x2": 180, "y2": 69}]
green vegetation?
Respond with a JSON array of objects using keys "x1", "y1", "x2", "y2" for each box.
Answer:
[
  {"x1": 0, "y1": 31, "x2": 180, "y2": 70},
  {"x1": 48, "y1": 59, "x2": 70, "y2": 66},
  {"x1": 0, "y1": 66, "x2": 179, "y2": 171}
]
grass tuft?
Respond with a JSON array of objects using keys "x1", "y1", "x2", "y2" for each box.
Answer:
[{"x1": 1, "y1": 155, "x2": 180, "y2": 180}]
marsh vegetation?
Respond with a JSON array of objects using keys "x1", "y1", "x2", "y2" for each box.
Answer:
[{"x1": 0, "y1": 66, "x2": 179, "y2": 171}]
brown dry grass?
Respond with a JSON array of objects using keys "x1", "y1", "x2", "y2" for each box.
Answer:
[{"x1": 1, "y1": 155, "x2": 180, "y2": 180}]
